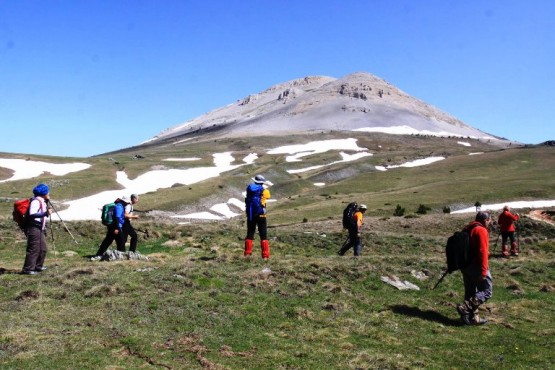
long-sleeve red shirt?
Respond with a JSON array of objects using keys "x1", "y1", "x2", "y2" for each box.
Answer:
[
  {"x1": 466, "y1": 221, "x2": 490, "y2": 277},
  {"x1": 498, "y1": 210, "x2": 519, "y2": 232}
]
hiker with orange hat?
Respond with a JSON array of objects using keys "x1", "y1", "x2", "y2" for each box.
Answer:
[
  {"x1": 244, "y1": 175, "x2": 273, "y2": 260},
  {"x1": 497, "y1": 205, "x2": 520, "y2": 256}
]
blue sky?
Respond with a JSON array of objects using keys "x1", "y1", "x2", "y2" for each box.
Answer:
[{"x1": 1, "y1": 1, "x2": 553, "y2": 157}]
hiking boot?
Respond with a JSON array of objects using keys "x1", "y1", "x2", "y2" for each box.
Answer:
[
  {"x1": 456, "y1": 304, "x2": 472, "y2": 325},
  {"x1": 35, "y1": 266, "x2": 47, "y2": 272},
  {"x1": 502, "y1": 245, "x2": 509, "y2": 257},
  {"x1": 471, "y1": 313, "x2": 488, "y2": 326},
  {"x1": 21, "y1": 270, "x2": 38, "y2": 275},
  {"x1": 511, "y1": 242, "x2": 519, "y2": 256}
]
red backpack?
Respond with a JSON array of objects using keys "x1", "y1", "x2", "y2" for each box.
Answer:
[{"x1": 13, "y1": 198, "x2": 32, "y2": 231}]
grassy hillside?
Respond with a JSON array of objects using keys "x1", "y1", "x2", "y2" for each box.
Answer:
[
  {"x1": 0, "y1": 214, "x2": 554, "y2": 369},
  {"x1": 1, "y1": 135, "x2": 555, "y2": 368}
]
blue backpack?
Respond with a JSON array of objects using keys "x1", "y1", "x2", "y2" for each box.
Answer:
[{"x1": 245, "y1": 183, "x2": 264, "y2": 220}]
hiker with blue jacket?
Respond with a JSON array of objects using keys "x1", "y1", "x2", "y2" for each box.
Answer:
[
  {"x1": 92, "y1": 197, "x2": 129, "y2": 259},
  {"x1": 244, "y1": 175, "x2": 273, "y2": 260},
  {"x1": 456, "y1": 211, "x2": 493, "y2": 326},
  {"x1": 21, "y1": 183, "x2": 52, "y2": 275}
]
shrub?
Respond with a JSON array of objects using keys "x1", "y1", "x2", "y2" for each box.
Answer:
[
  {"x1": 394, "y1": 204, "x2": 405, "y2": 217},
  {"x1": 416, "y1": 204, "x2": 431, "y2": 214}
]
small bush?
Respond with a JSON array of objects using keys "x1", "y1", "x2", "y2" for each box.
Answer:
[
  {"x1": 416, "y1": 204, "x2": 431, "y2": 214},
  {"x1": 394, "y1": 204, "x2": 405, "y2": 217}
]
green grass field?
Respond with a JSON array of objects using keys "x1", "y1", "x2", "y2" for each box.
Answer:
[
  {"x1": 1, "y1": 213, "x2": 554, "y2": 369},
  {"x1": 1, "y1": 136, "x2": 555, "y2": 368}
]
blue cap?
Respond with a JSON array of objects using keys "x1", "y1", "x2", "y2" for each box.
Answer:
[{"x1": 33, "y1": 183, "x2": 49, "y2": 196}]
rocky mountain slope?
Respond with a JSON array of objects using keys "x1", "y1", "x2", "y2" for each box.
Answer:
[{"x1": 140, "y1": 72, "x2": 501, "y2": 149}]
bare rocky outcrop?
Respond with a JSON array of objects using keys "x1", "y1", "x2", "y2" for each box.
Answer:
[{"x1": 140, "y1": 71, "x2": 507, "y2": 148}]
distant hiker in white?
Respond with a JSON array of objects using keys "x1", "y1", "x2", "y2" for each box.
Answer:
[
  {"x1": 122, "y1": 194, "x2": 140, "y2": 253},
  {"x1": 22, "y1": 184, "x2": 52, "y2": 275},
  {"x1": 244, "y1": 175, "x2": 273, "y2": 260}
]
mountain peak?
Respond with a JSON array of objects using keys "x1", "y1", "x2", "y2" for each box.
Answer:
[{"x1": 142, "y1": 71, "x2": 499, "y2": 147}]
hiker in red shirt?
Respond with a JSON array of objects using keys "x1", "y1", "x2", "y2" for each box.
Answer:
[
  {"x1": 497, "y1": 205, "x2": 520, "y2": 256},
  {"x1": 456, "y1": 211, "x2": 493, "y2": 326}
]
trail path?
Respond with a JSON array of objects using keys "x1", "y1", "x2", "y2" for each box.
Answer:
[{"x1": 527, "y1": 210, "x2": 555, "y2": 226}]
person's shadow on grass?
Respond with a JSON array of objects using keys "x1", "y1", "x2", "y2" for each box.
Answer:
[
  {"x1": 0, "y1": 267, "x2": 22, "y2": 275},
  {"x1": 390, "y1": 304, "x2": 463, "y2": 326}
]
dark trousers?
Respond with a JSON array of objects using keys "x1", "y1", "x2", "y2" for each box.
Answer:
[
  {"x1": 22, "y1": 226, "x2": 47, "y2": 272},
  {"x1": 122, "y1": 221, "x2": 138, "y2": 252},
  {"x1": 338, "y1": 229, "x2": 362, "y2": 256},
  {"x1": 95, "y1": 227, "x2": 125, "y2": 256},
  {"x1": 462, "y1": 267, "x2": 493, "y2": 303},
  {"x1": 501, "y1": 231, "x2": 516, "y2": 245},
  {"x1": 246, "y1": 215, "x2": 267, "y2": 240}
]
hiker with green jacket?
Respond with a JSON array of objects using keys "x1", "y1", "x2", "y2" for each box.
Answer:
[{"x1": 457, "y1": 211, "x2": 493, "y2": 326}]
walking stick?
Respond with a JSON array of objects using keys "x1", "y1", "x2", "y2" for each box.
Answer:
[
  {"x1": 338, "y1": 235, "x2": 350, "y2": 255},
  {"x1": 47, "y1": 200, "x2": 79, "y2": 244},
  {"x1": 432, "y1": 270, "x2": 449, "y2": 290},
  {"x1": 48, "y1": 213, "x2": 59, "y2": 273},
  {"x1": 494, "y1": 231, "x2": 500, "y2": 248},
  {"x1": 516, "y1": 221, "x2": 521, "y2": 252}
]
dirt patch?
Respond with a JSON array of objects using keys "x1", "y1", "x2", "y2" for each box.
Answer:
[
  {"x1": 15, "y1": 290, "x2": 40, "y2": 301},
  {"x1": 528, "y1": 210, "x2": 555, "y2": 226}
]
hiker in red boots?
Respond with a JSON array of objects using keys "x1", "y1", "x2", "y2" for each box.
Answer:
[
  {"x1": 497, "y1": 205, "x2": 520, "y2": 256},
  {"x1": 244, "y1": 175, "x2": 273, "y2": 260}
]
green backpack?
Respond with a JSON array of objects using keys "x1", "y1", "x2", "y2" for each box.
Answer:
[{"x1": 101, "y1": 202, "x2": 116, "y2": 226}]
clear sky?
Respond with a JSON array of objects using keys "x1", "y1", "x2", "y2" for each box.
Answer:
[{"x1": 1, "y1": 1, "x2": 553, "y2": 157}]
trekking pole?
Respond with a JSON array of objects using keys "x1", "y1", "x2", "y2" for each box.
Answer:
[
  {"x1": 432, "y1": 270, "x2": 449, "y2": 290},
  {"x1": 136, "y1": 228, "x2": 150, "y2": 238},
  {"x1": 47, "y1": 200, "x2": 79, "y2": 245},
  {"x1": 48, "y1": 213, "x2": 59, "y2": 273},
  {"x1": 516, "y1": 221, "x2": 521, "y2": 252}
]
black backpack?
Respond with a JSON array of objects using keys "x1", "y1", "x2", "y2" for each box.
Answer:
[
  {"x1": 445, "y1": 224, "x2": 478, "y2": 273},
  {"x1": 342, "y1": 202, "x2": 358, "y2": 230}
]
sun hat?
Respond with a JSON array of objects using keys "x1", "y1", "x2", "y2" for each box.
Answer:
[
  {"x1": 252, "y1": 175, "x2": 273, "y2": 186},
  {"x1": 359, "y1": 204, "x2": 368, "y2": 210},
  {"x1": 33, "y1": 183, "x2": 49, "y2": 196},
  {"x1": 131, "y1": 194, "x2": 139, "y2": 201}
]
